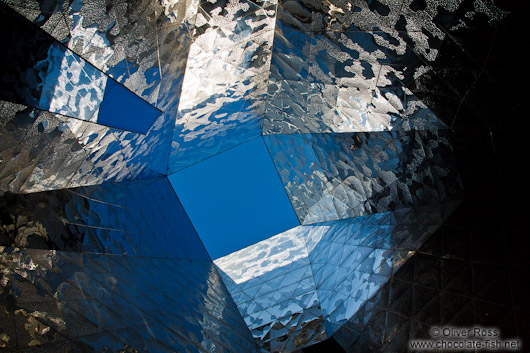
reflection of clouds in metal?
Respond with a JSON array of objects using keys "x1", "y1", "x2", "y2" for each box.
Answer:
[
  {"x1": 264, "y1": 130, "x2": 461, "y2": 225},
  {"x1": 1, "y1": 0, "x2": 198, "y2": 192},
  {"x1": 215, "y1": 203, "x2": 459, "y2": 351},
  {"x1": 1, "y1": 0, "x2": 507, "y2": 188},
  {"x1": 0, "y1": 0, "x2": 508, "y2": 351},
  {"x1": 0, "y1": 3, "x2": 164, "y2": 134},
  {"x1": 261, "y1": 0, "x2": 506, "y2": 135},
  {"x1": 168, "y1": 0, "x2": 276, "y2": 172},
  {"x1": 39, "y1": 44, "x2": 107, "y2": 122},
  {"x1": 0, "y1": 102, "x2": 136, "y2": 193}
]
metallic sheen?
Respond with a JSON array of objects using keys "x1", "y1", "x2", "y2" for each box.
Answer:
[{"x1": 0, "y1": 0, "x2": 507, "y2": 351}]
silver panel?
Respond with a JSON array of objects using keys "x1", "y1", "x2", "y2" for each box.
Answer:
[
  {"x1": 215, "y1": 203, "x2": 459, "y2": 351},
  {"x1": 261, "y1": 0, "x2": 505, "y2": 135},
  {"x1": 1, "y1": 0, "x2": 508, "y2": 351},
  {"x1": 0, "y1": 247, "x2": 259, "y2": 352},
  {"x1": 167, "y1": 0, "x2": 276, "y2": 172},
  {"x1": 264, "y1": 130, "x2": 461, "y2": 225}
]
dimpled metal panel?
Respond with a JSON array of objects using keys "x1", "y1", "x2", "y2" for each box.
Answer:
[
  {"x1": 264, "y1": 130, "x2": 461, "y2": 225},
  {"x1": 0, "y1": 0, "x2": 504, "y2": 187},
  {"x1": 215, "y1": 202, "x2": 460, "y2": 351},
  {"x1": 0, "y1": 174, "x2": 260, "y2": 351},
  {"x1": 0, "y1": 102, "x2": 132, "y2": 194},
  {"x1": 1, "y1": 0, "x2": 197, "y2": 187},
  {"x1": 0, "y1": 247, "x2": 259, "y2": 352},
  {"x1": 167, "y1": 0, "x2": 277, "y2": 172},
  {"x1": 0, "y1": 176, "x2": 210, "y2": 260},
  {"x1": 0, "y1": 0, "x2": 509, "y2": 351},
  {"x1": 261, "y1": 0, "x2": 505, "y2": 135}
]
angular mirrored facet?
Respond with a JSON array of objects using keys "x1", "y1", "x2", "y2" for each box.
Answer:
[
  {"x1": 0, "y1": 247, "x2": 259, "y2": 352},
  {"x1": 0, "y1": 4, "x2": 161, "y2": 134},
  {"x1": 0, "y1": 176, "x2": 209, "y2": 260},
  {"x1": 260, "y1": 0, "x2": 457, "y2": 135},
  {"x1": 0, "y1": 102, "x2": 147, "y2": 193},
  {"x1": 167, "y1": 0, "x2": 276, "y2": 172},
  {"x1": 215, "y1": 226, "x2": 325, "y2": 349},
  {"x1": 215, "y1": 202, "x2": 459, "y2": 351},
  {"x1": 1, "y1": 0, "x2": 509, "y2": 351},
  {"x1": 264, "y1": 130, "x2": 462, "y2": 225}
]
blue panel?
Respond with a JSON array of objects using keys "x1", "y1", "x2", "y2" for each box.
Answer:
[
  {"x1": 169, "y1": 137, "x2": 299, "y2": 259},
  {"x1": 97, "y1": 80, "x2": 162, "y2": 134}
]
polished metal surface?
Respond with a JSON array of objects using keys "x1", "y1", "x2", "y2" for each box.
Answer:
[
  {"x1": 264, "y1": 130, "x2": 461, "y2": 225},
  {"x1": 0, "y1": 174, "x2": 259, "y2": 351},
  {"x1": 0, "y1": 246, "x2": 259, "y2": 352},
  {"x1": 0, "y1": 176, "x2": 209, "y2": 259},
  {"x1": 168, "y1": 0, "x2": 277, "y2": 172},
  {"x1": 215, "y1": 202, "x2": 459, "y2": 351},
  {"x1": 0, "y1": 0, "x2": 508, "y2": 351}
]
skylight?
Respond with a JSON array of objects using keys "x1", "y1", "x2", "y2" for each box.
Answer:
[{"x1": 168, "y1": 136, "x2": 300, "y2": 259}]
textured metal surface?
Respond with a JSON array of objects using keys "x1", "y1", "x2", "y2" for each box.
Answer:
[
  {"x1": 261, "y1": 0, "x2": 505, "y2": 135},
  {"x1": 0, "y1": 0, "x2": 514, "y2": 351},
  {"x1": 0, "y1": 174, "x2": 259, "y2": 351},
  {"x1": 215, "y1": 202, "x2": 459, "y2": 351},
  {"x1": 331, "y1": 204, "x2": 527, "y2": 353},
  {"x1": 0, "y1": 247, "x2": 259, "y2": 352},
  {"x1": 215, "y1": 224, "x2": 328, "y2": 352},
  {"x1": 0, "y1": 102, "x2": 134, "y2": 194},
  {"x1": 0, "y1": 0, "x2": 197, "y2": 189},
  {"x1": 167, "y1": 0, "x2": 277, "y2": 172},
  {"x1": 0, "y1": 0, "x2": 506, "y2": 189},
  {"x1": 0, "y1": 2, "x2": 163, "y2": 134},
  {"x1": 0, "y1": 176, "x2": 208, "y2": 260},
  {"x1": 1, "y1": 0, "x2": 197, "y2": 111},
  {"x1": 264, "y1": 130, "x2": 461, "y2": 225}
]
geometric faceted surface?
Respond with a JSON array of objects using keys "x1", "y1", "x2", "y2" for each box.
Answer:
[
  {"x1": 0, "y1": 175, "x2": 259, "y2": 352},
  {"x1": 331, "y1": 203, "x2": 528, "y2": 353},
  {"x1": 169, "y1": 137, "x2": 299, "y2": 259},
  {"x1": 168, "y1": 0, "x2": 276, "y2": 172},
  {"x1": 264, "y1": 130, "x2": 461, "y2": 225},
  {"x1": 215, "y1": 202, "x2": 459, "y2": 351},
  {"x1": 1, "y1": 0, "x2": 196, "y2": 191},
  {"x1": 0, "y1": 247, "x2": 258, "y2": 352},
  {"x1": 0, "y1": 177, "x2": 207, "y2": 259},
  {"x1": 1, "y1": 0, "x2": 528, "y2": 351},
  {"x1": 0, "y1": 6, "x2": 161, "y2": 134}
]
